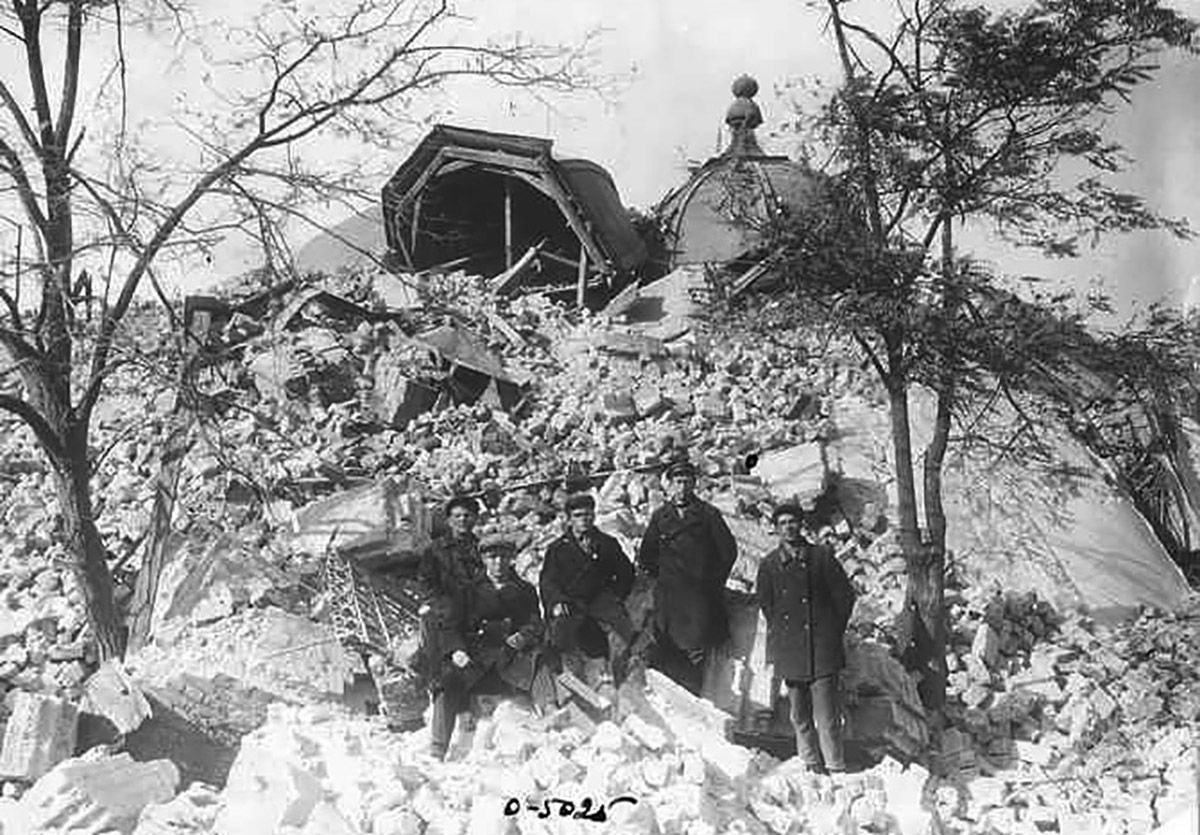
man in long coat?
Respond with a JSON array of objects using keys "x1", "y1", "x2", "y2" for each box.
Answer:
[
  {"x1": 540, "y1": 493, "x2": 635, "y2": 686},
  {"x1": 637, "y1": 459, "x2": 738, "y2": 695},
  {"x1": 419, "y1": 496, "x2": 486, "y2": 619},
  {"x1": 756, "y1": 503, "x2": 856, "y2": 773},
  {"x1": 427, "y1": 534, "x2": 551, "y2": 759}
]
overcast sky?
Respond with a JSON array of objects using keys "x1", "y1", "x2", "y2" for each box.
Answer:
[{"x1": 2, "y1": 0, "x2": 1198, "y2": 317}]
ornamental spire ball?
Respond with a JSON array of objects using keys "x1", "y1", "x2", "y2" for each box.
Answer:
[
  {"x1": 731, "y1": 74, "x2": 759, "y2": 99},
  {"x1": 726, "y1": 74, "x2": 763, "y2": 131}
]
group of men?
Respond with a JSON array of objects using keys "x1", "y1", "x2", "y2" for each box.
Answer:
[{"x1": 405, "y1": 458, "x2": 857, "y2": 774}]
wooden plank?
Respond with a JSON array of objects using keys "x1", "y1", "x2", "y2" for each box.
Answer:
[
  {"x1": 575, "y1": 243, "x2": 588, "y2": 308},
  {"x1": 504, "y1": 178, "x2": 513, "y2": 270},
  {"x1": 489, "y1": 240, "x2": 546, "y2": 294},
  {"x1": 729, "y1": 258, "x2": 773, "y2": 297},
  {"x1": 442, "y1": 146, "x2": 546, "y2": 173},
  {"x1": 556, "y1": 670, "x2": 612, "y2": 714}
]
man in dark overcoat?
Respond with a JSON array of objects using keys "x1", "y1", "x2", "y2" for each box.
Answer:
[
  {"x1": 427, "y1": 534, "x2": 551, "y2": 759},
  {"x1": 756, "y1": 503, "x2": 856, "y2": 773},
  {"x1": 637, "y1": 458, "x2": 738, "y2": 695},
  {"x1": 540, "y1": 493, "x2": 635, "y2": 685},
  {"x1": 419, "y1": 496, "x2": 486, "y2": 618}
]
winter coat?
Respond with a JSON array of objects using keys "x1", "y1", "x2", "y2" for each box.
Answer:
[
  {"x1": 434, "y1": 570, "x2": 545, "y2": 693},
  {"x1": 756, "y1": 541, "x2": 856, "y2": 681},
  {"x1": 418, "y1": 533, "x2": 485, "y2": 625},
  {"x1": 637, "y1": 498, "x2": 738, "y2": 650},
  {"x1": 540, "y1": 529, "x2": 635, "y2": 656}
]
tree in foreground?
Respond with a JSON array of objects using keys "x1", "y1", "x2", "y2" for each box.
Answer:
[
  {"x1": 0, "y1": 0, "x2": 595, "y2": 660},
  {"x1": 755, "y1": 0, "x2": 1196, "y2": 716}
]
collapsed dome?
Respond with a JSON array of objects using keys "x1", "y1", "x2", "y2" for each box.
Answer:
[{"x1": 655, "y1": 75, "x2": 824, "y2": 270}]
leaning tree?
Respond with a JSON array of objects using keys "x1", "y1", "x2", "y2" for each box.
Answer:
[{"x1": 0, "y1": 0, "x2": 596, "y2": 660}]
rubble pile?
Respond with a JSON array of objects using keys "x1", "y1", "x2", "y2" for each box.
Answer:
[
  {"x1": 30, "y1": 693, "x2": 941, "y2": 835},
  {"x1": 937, "y1": 592, "x2": 1200, "y2": 834},
  {"x1": 0, "y1": 278, "x2": 1197, "y2": 833}
]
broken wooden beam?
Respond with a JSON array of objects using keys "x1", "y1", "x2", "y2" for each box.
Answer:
[
  {"x1": 556, "y1": 670, "x2": 613, "y2": 717},
  {"x1": 489, "y1": 240, "x2": 546, "y2": 294}
]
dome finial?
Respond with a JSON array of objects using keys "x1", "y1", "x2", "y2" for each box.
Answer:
[
  {"x1": 724, "y1": 74, "x2": 764, "y2": 155},
  {"x1": 731, "y1": 75, "x2": 759, "y2": 100}
]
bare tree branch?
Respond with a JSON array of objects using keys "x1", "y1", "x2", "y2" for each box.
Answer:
[
  {"x1": 0, "y1": 137, "x2": 49, "y2": 235},
  {"x1": 0, "y1": 391, "x2": 65, "y2": 460},
  {"x1": 54, "y1": 0, "x2": 83, "y2": 150},
  {"x1": 15, "y1": 0, "x2": 57, "y2": 150},
  {"x1": 0, "y1": 79, "x2": 42, "y2": 153}
]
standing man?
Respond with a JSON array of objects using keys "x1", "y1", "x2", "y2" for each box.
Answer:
[
  {"x1": 540, "y1": 493, "x2": 635, "y2": 687},
  {"x1": 419, "y1": 496, "x2": 486, "y2": 621},
  {"x1": 427, "y1": 534, "x2": 552, "y2": 760},
  {"x1": 637, "y1": 458, "x2": 738, "y2": 695},
  {"x1": 415, "y1": 496, "x2": 485, "y2": 755},
  {"x1": 756, "y1": 504, "x2": 856, "y2": 774}
]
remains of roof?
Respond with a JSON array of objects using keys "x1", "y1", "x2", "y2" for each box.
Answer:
[{"x1": 381, "y1": 124, "x2": 647, "y2": 305}]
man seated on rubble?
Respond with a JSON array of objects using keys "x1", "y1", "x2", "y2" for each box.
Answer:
[
  {"x1": 756, "y1": 503, "x2": 856, "y2": 774},
  {"x1": 540, "y1": 493, "x2": 636, "y2": 690},
  {"x1": 427, "y1": 534, "x2": 553, "y2": 760}
]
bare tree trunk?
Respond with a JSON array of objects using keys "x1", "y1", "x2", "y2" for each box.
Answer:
[
  {"x1": 888, "y1": 362, "x2": 948, "y2": 715},
  {"x1": 53, "y1": 443, "x2": 126, "y2": 661},
  {"x1": 916, "y1": 386, "x2": 951, "y2": 716},
  {"x1": 910, "y1": 215, "x2": 956, "y2": 716},
  {"x1": 885, "y1": 372, "x2": 922, "y2": 557}
]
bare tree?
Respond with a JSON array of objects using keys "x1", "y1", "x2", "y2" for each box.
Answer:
[
  {"x1": 758, "y1": 0, "x2": 1195, "y2": 717},
  {"x1": 0, "y1": 0, "x2": 596, "y2": 660}
]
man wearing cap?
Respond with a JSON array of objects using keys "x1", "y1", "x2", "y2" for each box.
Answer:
[
  {"x1": 757, "y1": 504, "x2": 856, "y2": 774},
  {"x1": 540, "y1": 493, "x2": 635, "y2": 687},
  {"x1": 637, "y1": 459, "x2": 738, "y2": 695},
  {"x1": 413, "y1": 497, "x2": 485, "y2": 749},
  {"x1": 427, "y1": 534, "x2": 551, "y2": 760},
  {"x1": 419, "y1": 496, "x2": 486, "y2": 621}
]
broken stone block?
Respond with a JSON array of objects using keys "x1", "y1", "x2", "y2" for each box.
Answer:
[
  {"x1": 968, "y1": 776, "x2": 1008, "y2": 811},
  {"x1": 527, "y1": 746, "x2": 581, "y2": 789},
  {"x1": 634, "y1": 385, "x2": 668, "y2": 418},
  {"x1": 591, "y1": 721, "x2": 625, "y2": 752},
  {"x1": 290, "y1": 477, "x2": 433, "y2": 564},
  {"x1": 1013, "y1": 740, "x2": 1055, "y2": 767},
  {"x1": 1058, "y1": 811, "x2": 1105, "y2": 835},
  {"x1": 548, "y1": 702, "x2": 598, "y2": 736},
  {"x1": 748, "y1": 798, "x2": 792, "y2": 835},
  {"x1": 132, "y1": 782, "x2": 221, "y2": 835},
  {"x1": 492, "y1": 722, "x2": 538, "y2": 762},
  {"x1": 642, "y1": 758, "x2": 671, "y2": 788},
  {"x1": 299, "y1": 799, "x2": 360, "y2": 835},
  {"x1": 1088, "y1": 687, "x2": 1118, "y2": 722},
  {"x1": 961, "y1": 681, "x2": 992, "y2": 709},
  {"x1": 679, "y1": 752, "x2": 706, "y2": 785},
  {"x1": 971, "y1": 624, "x2": 1000, "y2": 669},
  {"x1": 212, "y1": 736, "x2": 323, "y2": 834},
  {"x1": 874, "y1": 758, "x2": 933, "y2": 835},
  {"x1": 643, "y1": 670, "x2": 750, "y2": 782},
  {"x1": 651, "y1": 784, "x2": 713, "y2": 833},
  {"x1": 16, "y1": 753, "x2": 179, "y2": 835},
  {"x1": 373, "y1": 806, "x2": 424, "y2": 835},
  {"x1": 82, "y1": 662, "x2": 152, "y2": 736},
  {"x1": 602, "y1": 391, "x2": 638, "y2": 425},
  {"x1": 464, "y1": 794, "x2": 517, "y2": 835},
  {"x1": 622, "y1": 714, "x2": 667, "y2": 751},
  {"x1": 0, "y1": 691, "x2": 78, "y2": 780}
]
